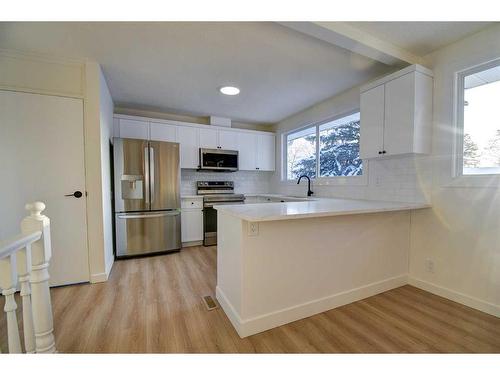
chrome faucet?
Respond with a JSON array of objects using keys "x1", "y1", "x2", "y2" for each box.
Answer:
[{"x1": 297, "y1": 175, "x2": 314, "y2": 197}]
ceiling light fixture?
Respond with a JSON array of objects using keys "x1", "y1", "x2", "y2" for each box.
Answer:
[{"x1": 219, "y1": 86, "x2": 240, "y2": 96}]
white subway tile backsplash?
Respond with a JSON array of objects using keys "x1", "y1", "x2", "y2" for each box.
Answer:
[
  {"x1": 271, "y1": 154, "x2": 432, "y2": 204},
  {"x1": 181, "y1": 169, "x2": 272, "y2": 196}
]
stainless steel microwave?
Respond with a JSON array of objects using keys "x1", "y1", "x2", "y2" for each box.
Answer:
[{"x1": 199, "y1": 148, "x2": 238, "y2": 171}]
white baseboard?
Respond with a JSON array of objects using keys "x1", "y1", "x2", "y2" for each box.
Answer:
[
  {"x1": 216, "y1": 274, "x2": 408, "y2": 338},
  {"x1": 89, "y1": 272, "x2": 107, "y2": 283},
  {"x1": 89, "y1": 257, "x2": 114, "y2": 284},
  {"x1": 105, "y1": 256, "x2": 114, "y2": 278},
  {"x1": 408, "y1": 276, "x2": 500, "y2": 318}
]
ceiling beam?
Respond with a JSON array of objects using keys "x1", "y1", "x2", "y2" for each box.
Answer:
[{"x1": 278, "y1": 22, "x2": 423, "y2": 66}]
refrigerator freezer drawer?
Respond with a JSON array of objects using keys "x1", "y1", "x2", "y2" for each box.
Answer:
[{"x1": 115, "y1": 210, "x2": 181, "y2": 257}]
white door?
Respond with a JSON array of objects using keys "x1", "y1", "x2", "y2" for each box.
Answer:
[
  {"x1": 237, "y1": 132, "x2": 258, "y2": 170},
  {"x1": 150, "y1": 121, "x2": 177, "y2": 142},
  {"x1": 0, "y1": 91, "x2": 89, "y2": 286},
  {"x1": 384, "y1": 73, "x2": 415, "y2": 156},
  {"x1": 199, "y1": 128, "x2": 218, "y2": 149},
  {"x1": 360, "y1": 85, "x2": 385, "y2": 159},
  {"x1": 177, "y1": 126, "x2": 199, "y2": 168},
  {"x1": 257, "y1": 134, "x2": 275, "y2": 171},
  {"x1": 218, "y1": 130, "x2": 239, "y2": 150}
]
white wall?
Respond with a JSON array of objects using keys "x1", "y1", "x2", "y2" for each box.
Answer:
[
  {"x1": 99, "y1": 68, "x2": 115, "y2": 278},
  {"x1": 85, "y1": 61, "x2": 115, "y2": 283},
  {"x1": 181, "y1": 170, "x2": 272, "y2": 196},
  {"x1": 409, "y1": 24, "x2": 500, "y2": 316},
  {"x1": 0, "y1": 50, "x2": 113, "y2": 285},
  {"x1": 270, "y1": 86, "x2": 433, "y2": 203}
]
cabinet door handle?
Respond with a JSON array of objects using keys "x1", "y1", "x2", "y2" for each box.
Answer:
[
  {"x1": 382, "y1": 150, "x2": 387, "y2": 154},
  {"x1": 378, "y1": 151, "x2": 382, "y2": 155}
]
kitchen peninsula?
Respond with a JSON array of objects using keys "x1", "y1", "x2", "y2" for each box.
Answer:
[{"x1": 215, "y1": 198, "x2": 430, "y2": 337}]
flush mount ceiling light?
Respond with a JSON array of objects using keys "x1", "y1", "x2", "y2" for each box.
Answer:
[{"x1": 219, "y1": 86, "x2": 240, "y2": 96}]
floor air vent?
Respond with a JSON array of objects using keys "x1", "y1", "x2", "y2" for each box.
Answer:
[{"x1": 202, "y1": 295, "x2": 218, "y2": 310}]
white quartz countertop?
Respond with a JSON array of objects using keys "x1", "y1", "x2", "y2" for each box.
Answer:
[{"x1": 214, "y1": 197, "x2": 430, "y2": 222}]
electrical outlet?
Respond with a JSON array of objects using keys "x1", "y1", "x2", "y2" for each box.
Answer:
[
  {"x1": 248, "y1": 222, "x2": 259, "y2": 236},
  {"x1": 425, "y1": 258, "x2": 435, "y2": 273}
]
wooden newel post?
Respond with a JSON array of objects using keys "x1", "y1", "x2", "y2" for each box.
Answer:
[{"x1": 21, "y1": 202, "x2": 56, "y2": 353}]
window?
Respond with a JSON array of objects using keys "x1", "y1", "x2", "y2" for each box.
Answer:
[
  {"x1": 458, "y1": 60, "x2": 500, "y2": 176},
  {"x1": 286, "y1": 126, "x2": 316, "y2": 180},
  {"x1": 319, "y1": 112, "x2": 362, "y2": 177},
  {"x1": 285, "y1": 112, "x2": 362, "y2": 180}
]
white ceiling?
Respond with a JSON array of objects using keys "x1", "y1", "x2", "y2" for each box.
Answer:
[
  {"x1": 0, "y1": 22, "x2": 391, "y2": 124},
  {"x1": 347, "y1": 22, "x2": 493, "y2": 56},
  {"x1": 1, "y1": 22, "x2": 494, "y2": 124}
]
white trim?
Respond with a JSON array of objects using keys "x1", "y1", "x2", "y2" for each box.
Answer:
[
  {"x1": 451, "y1": 57, "x2": 500, "y2": 187},
  {"x1": 360, "y1": 64, "x2": 433, "y2": 92},
  {"x1": 105, "y1": 255, "x2": 114, "y2": 279},
  {"x1": 408, "y1": 277, "x2": 500, "y2": 318},
  {"x1": 90, "y1": 257, "x2": 114, "y2": 283},
  {"x1": 89, "y1": 272, "x2": 108, "y2": 283},
  {"x1": 217, "y1": 275, "x2": 408, "y2": 338}
]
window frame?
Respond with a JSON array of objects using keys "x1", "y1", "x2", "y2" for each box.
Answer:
[
  {"x1": 282, "y1": 110, "x2": 368, "y2": 186},
  {"x1": 452, "y1": 58, "x2": 500, "y2": 187}
]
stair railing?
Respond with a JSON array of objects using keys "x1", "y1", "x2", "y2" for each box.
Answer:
[{"x1": 0, "y1": 202, "x2": 56, "y2": 353}]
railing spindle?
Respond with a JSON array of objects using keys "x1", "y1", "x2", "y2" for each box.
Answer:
[
  {"x1": 0, "y1": 254, "x2": 22, "y2": 353},
  {"x1": 21, "y1": 202, "x2": 56, "y2": 353},
  {"x1": 17, "y1": 242, "x2": 36, "y2": 353}
]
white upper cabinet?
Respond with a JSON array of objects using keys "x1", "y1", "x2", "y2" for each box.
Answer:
[
  {"x1": 150, "y1": 121, "x2": 177, "y2": 142},
  {"x1": 177, "y1": 126, "x2": 199, "y2": 169},
  {"x1": 360, "y1": 85, "x2": 385, "y2": 160},
  {"x1": 114, "y1": 115, "x2": 275, "y2": 171},
  {"x1": 116, "y1": 118, "x2": 149, "y2": 140},
  {"x1": 218, "y1": 130, "x2": 239, "y2": 151},
  {"x1": 199, "y1": 127, "x2": 218, "y2": 149},
  {"x1": 237, "y1": 132, "x2": 258, "y2": 170},
  {"x1": 360, "y1": 64, "x2": 433, "y2": 159},
  {"x1": 257, "y1": 133, "x2": 275, "y2": 171},
  {"x1": 236, "y1": 132, "x2": 276, "y2": 171}
]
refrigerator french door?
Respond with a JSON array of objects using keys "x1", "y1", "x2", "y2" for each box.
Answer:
[{"x1": 113, "y1": 138, "x2": 181, "y2": 257}]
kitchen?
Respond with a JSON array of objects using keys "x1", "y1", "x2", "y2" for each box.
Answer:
[{"x1": 1, "y1": 19, "x2": 500, "y2": 357}]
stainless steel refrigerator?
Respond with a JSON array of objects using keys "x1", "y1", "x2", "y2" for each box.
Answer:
[{"x1": 113, "y1": 138, "x2": 181, "y2": 257}]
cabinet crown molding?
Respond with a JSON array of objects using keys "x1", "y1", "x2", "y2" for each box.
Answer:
[{"x1": 360, "y1": 64, "x2": 433, "y2": 93}]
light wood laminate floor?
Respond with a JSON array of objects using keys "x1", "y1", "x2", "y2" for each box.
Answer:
[{"x1": 1, "y1": 245, "x2": 499, "y2": 353}]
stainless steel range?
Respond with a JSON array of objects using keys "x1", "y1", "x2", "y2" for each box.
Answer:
[{"x1": 197, "y1": 181, "x2": 245, "y2": 246}]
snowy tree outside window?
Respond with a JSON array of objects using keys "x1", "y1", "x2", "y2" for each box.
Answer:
[
  {"x1": 285, "y1": 112, "x2": 362, "y2": 180},
  {"x1": 461, "y1": 63, "x2": 500, "y2": 175},
  {"x1": 319, "y1": 112, "x2": 362, "y2": 177}
]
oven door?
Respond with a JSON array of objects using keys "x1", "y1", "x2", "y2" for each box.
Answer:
[
  {"x1": 203, "y1": 200, "x2": 244, "y2": 246},
  {"x1": 203, "y1": 205, "x2": 218, "y2": 246},
  {"x1": 199, "y1": 148, "x2": 238, "y2": 171}
]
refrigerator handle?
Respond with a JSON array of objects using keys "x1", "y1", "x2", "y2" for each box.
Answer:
[
  {"x1": 144, "y1": 146, "x2": 150, "y2": 205},
  {"x1": 150, "y1": 145, "x2": 155, "y2": 204}
]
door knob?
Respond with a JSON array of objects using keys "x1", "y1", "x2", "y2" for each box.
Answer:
[{"x1": 65, "y1": 191, "x2": 83, "y2": 198}]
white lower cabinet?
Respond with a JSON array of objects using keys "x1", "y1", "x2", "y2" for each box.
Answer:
[{"x1": 181, "y1": 198, "x2": 203, "y2": 244}]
